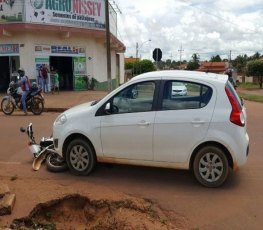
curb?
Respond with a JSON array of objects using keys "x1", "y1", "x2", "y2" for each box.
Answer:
[
  {"x1": 43, "y1": 108, "x2": 67, "y2": 113},
  {"x1": 0, "y1": 108, "x2": 67, "y2": 113}
]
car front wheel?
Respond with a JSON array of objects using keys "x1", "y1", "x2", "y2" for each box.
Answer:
[
  {"x1": 193, "y1": 146, "x2": 229, "y2": 188},
  {"x1": 66, "y1": 138, "x2": 96, "y2": 176}
]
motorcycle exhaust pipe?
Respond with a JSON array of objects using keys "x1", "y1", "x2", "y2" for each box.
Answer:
[{"x1": 20, "y1": 127, "x2": 26, "y2": 133}]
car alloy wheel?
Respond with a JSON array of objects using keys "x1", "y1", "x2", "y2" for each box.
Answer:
[
  {"x1": 193, "y1": 146, "x2": 229, "y2": 188},
  {"x1": 66, "y1": 138, "x2": 96, "y2": 176}
]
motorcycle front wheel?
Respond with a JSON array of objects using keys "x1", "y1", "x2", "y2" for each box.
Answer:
[
  {"x1": 46, "y1": 153, "x2": 68, "y2": 172},
  {"x1": 1, "y1": 98, "x2": 14, "y2": 115},
  {"x1": 30, "y1": 97, "x2": 44, "y2": 115}
]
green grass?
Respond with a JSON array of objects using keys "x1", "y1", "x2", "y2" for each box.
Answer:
[
  {"x1": 238, "y1": 93, "x2": 263, "y2": 103},
  {"x1": 238, "y1": 82, "x2": 259, "y2": 89},
  {"x1": 236, "y1": 82, "x2": 263, "y2": 103}
]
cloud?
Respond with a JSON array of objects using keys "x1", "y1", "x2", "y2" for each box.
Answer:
[{"x1": 114, "y1": 0, "x2": 263, "y2": 61}]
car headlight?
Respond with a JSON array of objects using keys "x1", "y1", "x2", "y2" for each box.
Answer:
[{"x1": 54, "y1": 114, "x2": 67, "y2": 125}]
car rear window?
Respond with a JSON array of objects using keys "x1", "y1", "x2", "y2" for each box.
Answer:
[{"x1": 162, "y1": 81, "x2": 212, "y2": 110}]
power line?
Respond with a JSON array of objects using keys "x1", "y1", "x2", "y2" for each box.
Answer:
[{"x1": 179, "y1": 0, "x2": 261, "y2": 35}]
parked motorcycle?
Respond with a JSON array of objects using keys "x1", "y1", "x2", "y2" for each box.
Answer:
[
  {"x1": 20, "y1": 123, "x2": 68, "y2": 172},
  {"x1": 1, "y1": 81, "x2": 44, "y2": 115}
]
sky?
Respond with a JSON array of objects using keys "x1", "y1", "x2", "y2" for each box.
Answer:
[{"x1": 110, "y1": 0, "x2": 263, "y2": 62}]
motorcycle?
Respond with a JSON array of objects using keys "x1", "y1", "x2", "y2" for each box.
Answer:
[
  {"x1": 20, "y1": 123, "x2": 68, "y2": 172},
  {"x1": 1, "y1": 81, "x2": 44, "y2": 115}
]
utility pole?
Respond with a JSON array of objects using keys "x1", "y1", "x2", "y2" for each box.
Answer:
[
  {"x1": 135, "y1": 42, "x2": 139, "y2": 59},
  {"x1": 105, "y1": 0, "x2": 112, "y2": 92},
  {"x1": 136, "y1": 40, "x2": 151, "y2": 60},
  {"x1": 169, "y1": 53, "x2": 173, "y2": 69},
  {"x1": 229, "y1": 50, "x2": 232, "y2": 68},
  {"x1": 178, "y1": 44, "x2": 184, "y2": 69}
]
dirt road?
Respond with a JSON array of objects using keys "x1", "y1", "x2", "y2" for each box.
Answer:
[{"x1": 0, "y1": 100, "x2": 262, "y2": 229}]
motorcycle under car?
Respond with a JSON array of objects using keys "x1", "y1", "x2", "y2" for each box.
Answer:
[{"x1": 20, "y1": 123, "x2": 68, "y2": 172}]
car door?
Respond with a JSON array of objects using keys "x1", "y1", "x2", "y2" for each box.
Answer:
[
  {"x1": 100, "y1": 81, "x2": 157, "y2": 160},
  {"x1": 153, "y1": 80, "x2": 215, "y2": 163}
]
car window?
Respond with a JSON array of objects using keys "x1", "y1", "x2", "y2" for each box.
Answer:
[
  {"x1": 112, "y1": 81, "x2": 155, "y2": 114},
  {"x1": 162, "y1": 81, "x2": 212, "y2": 110}
]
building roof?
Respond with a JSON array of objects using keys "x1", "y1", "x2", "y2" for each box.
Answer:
[
  {"x1": 125, "y1": 57, "x2": 140, "y2": 63},
  {"x1": 197, "y1": 61, "x2": 227, "y2": 73}
]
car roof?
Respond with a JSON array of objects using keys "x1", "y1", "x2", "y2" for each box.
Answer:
[{"x1": 130, "y1": 70, "x2": 228, "y2": 84}]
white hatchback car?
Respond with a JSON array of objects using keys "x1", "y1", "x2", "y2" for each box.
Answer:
[
  {"x1": 53, "y1": 70, "x2": 249, "y2": 187},
  {"x1": 172, "y1": 82, "x2": 187, "y2": 96}
]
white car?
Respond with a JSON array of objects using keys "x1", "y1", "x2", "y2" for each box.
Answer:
[
  {"x1": 53, "y1": 70, "x2": 249, "y2": 187},
  {"x1": 172, "y1": 82, "x2": 187, "y2": 96}
]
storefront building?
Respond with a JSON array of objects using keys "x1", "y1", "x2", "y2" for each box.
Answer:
[{"x1": 0, "y1": 0, "x2": 125, "y2": 91}]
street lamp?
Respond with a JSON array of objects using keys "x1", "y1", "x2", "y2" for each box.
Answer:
[{"x1": 135, "y1": 39, "x2": 151, "y2": 59}]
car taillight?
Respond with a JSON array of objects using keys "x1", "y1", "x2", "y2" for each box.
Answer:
[{"x1": 225, "y1": 87, "x2": 245, "y2": 127}]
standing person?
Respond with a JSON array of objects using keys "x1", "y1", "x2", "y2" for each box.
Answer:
[
  {"x1": 16, "y1": 68, "x2": 31, "y2": 115},
  {"x1": 37, "y1": 65, "x2": 43, "y2": 89},
  {"x1": 40, "y1": 64, "x2": 49, "y2": 93},
  {"x1": 53, "y1": 69, "x2": 59, "y2": 94},
  {"x1": 225, "y1": 69, "x2": 236, "y2": 88}
]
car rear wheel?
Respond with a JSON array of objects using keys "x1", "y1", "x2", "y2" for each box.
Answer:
[
  {"x1": 66, "y1": 138, "x2": 96, "y2": 176},
  {"x1": 193, "y1": 146, "x2": 229, "y2": 188}
]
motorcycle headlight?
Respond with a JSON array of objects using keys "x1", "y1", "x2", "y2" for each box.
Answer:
[
  {"x1": 54, "y1": 114, "x2": 67, "y2": 125},
  {"x1": 7, "y1": 88, "x2": 11, "y2": 95}
]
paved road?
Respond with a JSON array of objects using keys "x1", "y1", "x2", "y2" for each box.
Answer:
[{"x1": 0, "y1": 100, "x2": 262, "y2": 229}]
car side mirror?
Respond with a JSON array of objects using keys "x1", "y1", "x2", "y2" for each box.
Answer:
[{"x1": 105, "y1": 102, "x2": 111, "y2": 115}]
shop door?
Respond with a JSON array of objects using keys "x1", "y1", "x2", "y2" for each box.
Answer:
[
  {"x1": 0, "y1": 57, "x2": 10, "y2": 92},
  {"x1": 10, "y1": 56, "x2": 20, "y2": 74},
  {"x1": 50, "y1": 56, "x2": 73, "y2": 90}
]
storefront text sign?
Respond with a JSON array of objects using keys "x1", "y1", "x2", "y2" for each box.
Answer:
[
  {"x1": 0, "y1": 44, "x2": 19, "y2": 55},
  {"x1": 35, "y1": 45, "x2": 85, "y2": 57},
  {"x1": 26, "y1": 0, "x2": 105, "y2": 30}
]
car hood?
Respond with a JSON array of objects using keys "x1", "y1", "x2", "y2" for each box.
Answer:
[{"x1": 64, "y1": 101, "x2": 96, "y2": 116}]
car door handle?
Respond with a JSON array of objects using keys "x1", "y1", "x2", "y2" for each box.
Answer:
[
  {"x1": 191, "y1": 120, "x2": 205, "y2": 124},
  {"x1": 137, "y1": 121, "x2": 150, "y2": 126}
]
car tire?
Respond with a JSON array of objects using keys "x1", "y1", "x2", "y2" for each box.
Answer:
[
  {"x1": 66, "y1": 138, "x2": 96, "y2": 176},
  {"x1": 193, "y1": 145, "x2": 229, "y2": 188}
]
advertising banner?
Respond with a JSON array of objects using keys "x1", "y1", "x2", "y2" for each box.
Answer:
[
  {"x1": 0, "y1": 44, "x2": 19, "y2": 55},
  {"x1": 73, "y1": 56, "x2": 87, "y2": 90},
  {"x1": 25, "y1": 0, "x2": 105, "y2": 30},
  {"x1": 74, "y1": 74, "x2": 88, "y2": 91},
  {"x1": 0, "y1": 0, "x2": 24, "y2": 23}
]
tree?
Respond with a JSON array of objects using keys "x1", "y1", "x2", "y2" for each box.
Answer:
[
  {"x1": 246, "y1": 59, "x2": 263, "y2": 88},
  {"x1": 125, "y1": 59, "x2": 155, "y2": 76},
  {"x1": 140, "y1": 59, "x2": 155, "y2": 73},
  {"x1": 250, "y1": 52, "x2": 261, "y2": 60},
  {"x1": 210, "y1": 55, "x2": 222, "y2": 62},
  {"x1": 187, "y1": 53, "x2": 200, "y2": 70},
  {"x1": 187, "y1": 61, "x2": 199, "y2": 70},
  {"x1": 232, "y1": 55, "x2": 247, "y2": 82},
  {"x1": 192, "y1": 53, "x2": 200, "y2": 63}
]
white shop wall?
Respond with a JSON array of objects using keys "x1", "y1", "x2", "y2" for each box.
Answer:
[{"x1": 0, "y1": 31, "x2": 119, "y2": 84}]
